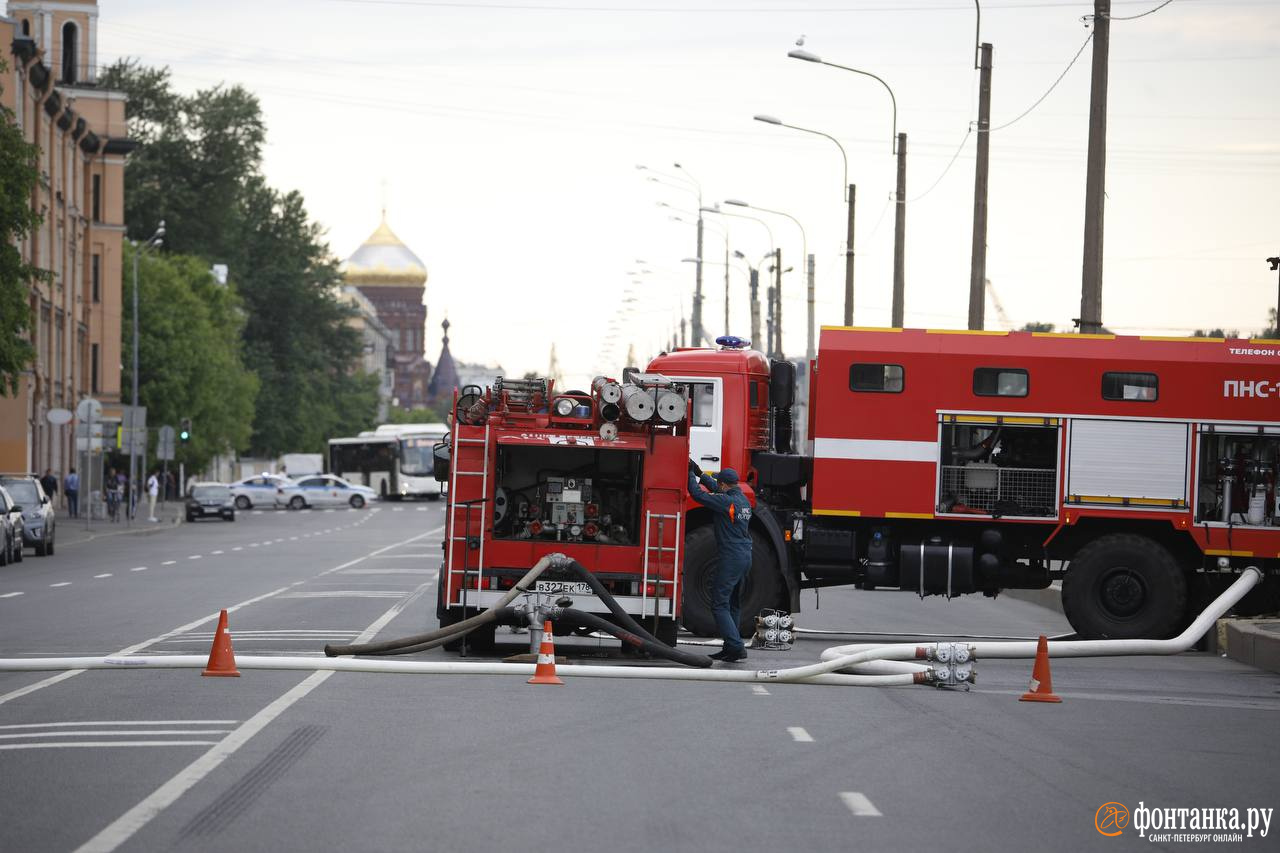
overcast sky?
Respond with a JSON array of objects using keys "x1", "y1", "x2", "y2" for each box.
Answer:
[{"x1": 92, "y1": 0, "x2": 1279, "y2": 386}]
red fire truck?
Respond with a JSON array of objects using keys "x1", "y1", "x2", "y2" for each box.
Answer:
[
  {"x1": 647, "y1": 328, "x2": 1280, "y2": 640},
  {"x1": 436, "y1": 376, "x2": 691, "y2": 652}
]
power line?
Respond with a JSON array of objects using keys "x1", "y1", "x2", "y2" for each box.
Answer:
[
  {"x1": 987, "y1": 31, "x2": 1094, "y2": 133},
  {"x1": 1107, "y1": 0, "x2": 1175, "y2": 20},
  {"x1": 904, "y1": 126, "x2": 972, "y2": 203}
]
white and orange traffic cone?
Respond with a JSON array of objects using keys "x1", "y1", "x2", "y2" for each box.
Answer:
[
  {"x1": 201, "y1": 609, "x2": 241, "y2": 678},
  {"x1": 1019, "y1": 634, "x2": 1061, "y2": 703},
  {"x1": 527, "y1": 620, "x2": 564, "y2": 685}
]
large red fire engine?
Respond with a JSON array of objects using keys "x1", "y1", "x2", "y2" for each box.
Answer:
[
  {"x1": 436, "y1": 376, "x2": 692, "y2": 652},
  {"x1": 647, "y1": 327, "x2": 1280, "y2": 640}
]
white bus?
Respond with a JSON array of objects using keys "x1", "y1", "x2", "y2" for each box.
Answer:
[{"x1": 327, "y1": 424, "x2": 448, "y2": 501}]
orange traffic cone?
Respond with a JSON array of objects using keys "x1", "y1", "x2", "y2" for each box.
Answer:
[
  {"x1": 202, "y1": 609, "x2": 241, "y2": 677},
  {"x1": 1019, "y1": 634, "x2": 1060, "y2": 703},
  {"x1": 527, "y1": 620, "x2": 564, "y2": 685}
]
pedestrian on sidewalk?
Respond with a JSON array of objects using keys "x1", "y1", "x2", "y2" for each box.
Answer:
[
  {"x1": 40, "y1": 468, "x2": 58, "y2": 506},
  {"x1": 147, "y1": 470, "x2": 160, "y2": 521},
  {"x1": 64, "y1": 468, "x2": 79, "y2": 518}
]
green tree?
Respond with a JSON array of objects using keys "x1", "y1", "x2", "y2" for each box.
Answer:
[
  {"x1": 0, "y1": 59, "x2": 43, "y2": 395},
  {"x1": 1019, "y1": 322, "x2": 1055, "y2": 333},
  {"x1": 122, "y1": 245, "x2": 259, "y2": 472},
  {"x1": 388, "y1": 405, "x2": 448, "y2": 425},
  {"x1": 100, "y1": 60, "x2": 379, "y2": 453},
  {"x1": 1192, "y1": 328, "x2": 1239, "y2": 339}
]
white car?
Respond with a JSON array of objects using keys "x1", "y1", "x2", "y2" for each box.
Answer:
[
  {"x1": 290, "y1": 475, "x2": 377, "y2": 509},
  {"x1": 229, "y1": 474, "x2": 296, "y2": 510}
]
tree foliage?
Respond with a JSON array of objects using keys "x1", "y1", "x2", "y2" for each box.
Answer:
[
  {"x1": 0, "y1": 59, "x2": 43, "y2": 396},
  {"x1": 388, "y1": 405, "x2": 449, "y2": 425},
  {"x1": 100, "y1": 59, "x2": 378, "y2": 456},
  {"x1": 122, "y1": 245, "x2": 258, "y2": 472},
  {"x1": 1019, "y1": 322, "x2": 1055, "y2": 333}
]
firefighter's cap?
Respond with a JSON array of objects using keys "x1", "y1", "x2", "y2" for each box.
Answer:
[{"x1": 715, "y1": 468, "x2": 740, "y2": 485}]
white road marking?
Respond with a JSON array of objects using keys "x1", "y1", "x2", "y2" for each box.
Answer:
[
  {"x1": 248, "y1": 543, "x2": 259, "y2": 548},
  {"x1": 231, "y1": 547, "x2": 242, "y2": 552},
  {"x1": 252, "y1": 511, "x2": 263, "y2": 515},
  {"x1": 840, "y1": 792, "x2": 883, "y2": 817},
  {"x1": 416, "y1": 507, "x2": 428, "y2": 511},
  {"x1": 187, "y1": 555, "x2": 201, "y2": 561},
  {"x1": 94, "y1": 574, "x2": 113, "y2": 579},
  {"x1": 0, "y1": 528, "x2": 442, "y2": 710},
  {"x1": 50, "y1": 582, "x2": 71, "y2": 588},
  {"x1": 280, "y1": 591, "x2": 405, "y2": 599},
  {"x1": 1, "y1": 592, "x2": 24, "y2": 598},
  {"x1": 788, "y1": 727, "x2": 814, "y2": 743},
  {"x1": 2, "y1": 741, "x2": 220, "y2": 752},
  {"x1": 369, "y1": 554, "x2": 434, "y2": 559},
  {"x1": 0, "y1": 730, "x2": 232, "y2": 740},
  {"x1": 391, "y1": 507, "x2": 404, "y2": 512},
  {"x1": 751, "y1": 685, "x2": 770, "y2": 696},
  {"x1": 73, "y1": 575, "x2": 436, "y2": 853},
  {"x1": 0, "y1": 721, "x2": 238, "y2": 729},
  {"x1": 289, "y1": 537, "x2": 298, "y2": 541},
  {"x1": 341, "y1": 568, "x2": 433, "y2": 575},
  {"x1": 130, "y1": 566, "x2": 147, "y2": 572},
  {"x1": 162, "y1": 560, "x2": 176, "y2": 566},
  {"x1": 211, "y1": 550, "x2": 223, "y2": 555}
]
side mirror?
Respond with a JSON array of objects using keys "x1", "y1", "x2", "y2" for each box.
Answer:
[
  {"x1": 42, "y1": 495, "x2": 50, "y2": 504},
  {"x1": 432, "y1": 442, "x2": 451, "y2": 483},
  {"x1": 10, "y1": 505, "x2": 22, "y2": 513}
]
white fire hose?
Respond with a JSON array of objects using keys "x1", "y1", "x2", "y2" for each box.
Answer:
[{"x1": 0, "y1": 568, "x2": 1261, "y2": 689}]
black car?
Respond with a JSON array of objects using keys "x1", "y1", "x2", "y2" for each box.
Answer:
[
  {"x1": 0, "y1": 475, "x2": 55, "y2": 556},
  {"x1": 0, "y1": 485, "x2": 24, "y2": 565},
  {"x1": 185, "y1": 483, "x2": 236, "y2": 522}
]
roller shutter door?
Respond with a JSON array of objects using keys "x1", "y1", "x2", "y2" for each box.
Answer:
[{"x1": 1067, "y1": 419, "x2": 1189, "y2": 501}]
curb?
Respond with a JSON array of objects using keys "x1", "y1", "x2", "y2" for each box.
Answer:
[
  {"x1": 1216, "y1": 618, "x2": 1280, "y2": 675},
  {"x1": 58, "y1": 514, "x2": 182, "y2": 548},
  {"x1": 1002, "y1": 582, "x2": 1064, "y2": 615}
]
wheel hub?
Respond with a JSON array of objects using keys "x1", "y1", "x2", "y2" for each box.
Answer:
[{"x1": 1100, "y1": 568, "x2": 1145, "y2": 618}]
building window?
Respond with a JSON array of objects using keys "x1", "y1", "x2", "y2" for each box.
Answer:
[
  {"x1": 91, "y1": 175, "x2": 101, "y2": 222},
  {"x1": 973, "y1": 367, "x2": 1029, "y2": 397},
  {"x1": 61, "y1": 22, "x2": 78, "y2": 83},
  {"x1": 1102, "y1": 372, "x2": 1158, "y2": 402},
  {"x1": 91, "y1": 343, "x2": 99, "y2": 394},
  {"x1": 21, "y1": 18, "x2": 30, "y2": 36},
  {"x1": 849, "y1": 363, "x2": 904, "y2": 393},
  {"x1": 91, "y1": 253, "x2": 100, "y2": 302}
]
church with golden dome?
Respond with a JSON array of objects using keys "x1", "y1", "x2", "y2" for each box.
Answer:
[{"x1": 342, "y1": 214, "x2": 446, "y2": 411}]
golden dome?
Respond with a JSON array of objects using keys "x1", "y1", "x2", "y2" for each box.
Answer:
[{"x1": 342, "y1": 215, "x2": 428, "y2": 287}]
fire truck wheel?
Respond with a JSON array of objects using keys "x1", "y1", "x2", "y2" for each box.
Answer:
[
  {"x1": 1061, "y1": 534, "x2": 1187, "y2": 639},
  {"x1": 681, "y1": 527, "x2": 784, "y2": 638}
]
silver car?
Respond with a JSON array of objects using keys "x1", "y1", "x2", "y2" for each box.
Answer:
[{"x1": 291, "y1": 475, "x2": 376, "y2": 509}]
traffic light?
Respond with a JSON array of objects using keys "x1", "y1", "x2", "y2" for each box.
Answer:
[{"x1": 179, "y1": 418, "x2": 192, "y2": 443}]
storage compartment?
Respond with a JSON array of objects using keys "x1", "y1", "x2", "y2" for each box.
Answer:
[
  {"x1": 492, "y1": 444, "x2": 642, "y2": 544},
  {"x1": 803, "y1": 524, "x2": 857, "y2": 580},
  {"x1": 937, "y1": 420, "x2": 1059, "y2": 518},
  {"x1": 753, "y1": 451, "x2": 811, "y2": 489},
  {"x1": 899, "y1": 539, "x2": 976, "y2": 597},
  {"x1": 1195, "y1": 430, "x2": 1280, "y2": 527}
]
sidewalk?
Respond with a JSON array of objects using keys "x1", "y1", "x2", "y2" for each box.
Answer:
[{"x1": 57, "y1": 499, "x2": 183, "y2": 548}]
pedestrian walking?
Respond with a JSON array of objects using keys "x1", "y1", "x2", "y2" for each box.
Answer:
[
  {"x1": 687, "y1": 461, "x2": 754, "y2": 662},
  {"x1": 40, "y1": 468, "x2": 58, "y2": 505},
  {"x1": 64, "y1": 468, "x2": 79, "y2": 518},
  {"x1": 146, "y1": 470, "x2": 160, "y2": 522}
]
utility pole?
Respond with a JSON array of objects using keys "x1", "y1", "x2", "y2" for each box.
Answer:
[
  {"x1": 892, "y1": 133, "x2": 907, "y2": 327},
  {"x1": 749, "y1": 267, "x2": 761, "y2": 347},
  {"x1": 773, "y1": 248, "x2": 783, "y2": 358},
  {"x1": 968, "y1": 42, "x2": 993, "y2": 330},
  {"x1": 1079, "y1": 0, "x2": 1110, "y2": 334},
  {"x1": 806, "y1": 253, "x2": 816, "y2": 361},
  {"x1": 692, "y1": 215, "x2": 706, "y2": 346},
  {"x1": 845, "y1": 185, "x2": 856, "y2": 326}
]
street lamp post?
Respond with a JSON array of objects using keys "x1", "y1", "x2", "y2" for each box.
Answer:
[
  {"x1": 639, "y1": 163, "x2": 706, "y2": 345},
  {"x1": 787, "y1": 50, "x2": 906, "y2": 327},
  {"x1": 725, "y1": 199, "x2": 807, "y2": 361},
  {"x1": 129, "y1": 221, "x2": 164, "y2": 526},
  {"x1": 754, "y1": 115, "x2": 852, "y2": 338}
]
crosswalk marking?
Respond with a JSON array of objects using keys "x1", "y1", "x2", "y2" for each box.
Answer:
[{"x1": 840, "y1": 792, "x2": 883, "y2": 817}]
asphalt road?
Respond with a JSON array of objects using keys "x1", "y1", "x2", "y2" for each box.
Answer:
[{"x1": 1, "y1": 503, "x2": 1278, "y2": 853}]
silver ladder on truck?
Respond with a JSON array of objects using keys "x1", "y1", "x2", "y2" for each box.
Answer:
[{"x1": 641, "y1": 509, "x2": 682, "y2": 621}]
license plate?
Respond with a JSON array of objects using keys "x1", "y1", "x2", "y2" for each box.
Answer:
[{"x1": 535, "y1": 581, "x2": 592, "y2": 596}]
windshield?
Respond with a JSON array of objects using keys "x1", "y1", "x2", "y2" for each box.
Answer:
[
  {"x1": 0, "y1": 480, "x2": 40, "y2": 505},
  {"x1": 400, "y1": 436, "x2": 442, "y2": 475},
  {"x1": 192, "y1": 486, "x2": 230, "y2": 500}
]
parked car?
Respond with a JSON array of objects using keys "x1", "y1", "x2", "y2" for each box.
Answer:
[
  {"x1": 291, "y1": 475, "x2": 377, "y2": 509},
  {"x1": 229, "y1": 474, "x2": 295, "y2": 510},
  {"x1": 0, "y1": 475, "x2": 55, "y2": 556},
  {"x1": 185, "y1": 482, "x2": 236, "y2": 522},
  {"x1": 0, "y1": 485, "x2": 25, "y2": 564}
]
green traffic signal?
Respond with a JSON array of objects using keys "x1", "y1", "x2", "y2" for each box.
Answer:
[{"x1": 180, "y1": 418, "x2": 192, "y2": 443}]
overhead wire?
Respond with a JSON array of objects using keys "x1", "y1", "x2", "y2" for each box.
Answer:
[
  {"x1": 987, "y1": 31, "x2": 1094, "y2": 133},
  {"x1": 1107, "y1": 0, "x2": 1175, "y2": 21}
]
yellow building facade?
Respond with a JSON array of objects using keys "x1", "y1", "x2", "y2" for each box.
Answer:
[{"x1": 0, "y1": 0, "x2": 130, "y2": 474}]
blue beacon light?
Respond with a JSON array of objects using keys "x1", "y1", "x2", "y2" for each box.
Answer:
[{"x1": 715, "y1": 335, "x2": 750, "y2": 350}]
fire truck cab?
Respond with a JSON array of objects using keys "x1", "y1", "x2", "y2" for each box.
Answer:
[{"x1": 648, "y1": 328, "x2": 1280, "y2": 640}]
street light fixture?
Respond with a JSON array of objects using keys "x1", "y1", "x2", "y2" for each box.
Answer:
[
  {"x1": 786, "y1": 50, "x2": 908, "y2": 327},
  {"x1": 640, "y1": 162, "x2": 707, "y2": 346},
  {"x1": 725, "y1": 199, "x2": 808, "y2": 360},
  {"x1": 753, "y1": 114, "x2": 855, "y2": 330},
  {"x1": 129, "y1": 220, "x2": 164, "y2": 526}
]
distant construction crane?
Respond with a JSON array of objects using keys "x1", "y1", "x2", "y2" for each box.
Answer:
[{"x1": 985, "y1": 278, "x2": 1013, "y2": 330}]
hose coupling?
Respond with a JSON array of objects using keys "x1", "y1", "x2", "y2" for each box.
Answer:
[
  {"x1": 924, "y1": 662, "x2": 977, "y2": 689},
  {"x1": 925, "y1": 642, "x2": 976, "y2": 664},
  {"x1": 547, "y1": 553, "x2": 573, "y2": 570}
]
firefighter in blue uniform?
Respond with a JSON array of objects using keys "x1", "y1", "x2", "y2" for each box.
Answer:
[{"x1": 688, "y1": 461, "x2": 753, "y2": 662}]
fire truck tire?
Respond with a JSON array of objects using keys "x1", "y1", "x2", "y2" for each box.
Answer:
[
  {"x1": 681, "y1": 527, "x2": 784, "y2": 638},
  {"x1": 1061, "y1": 534, "x2": 1188, "y2": 640}
]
